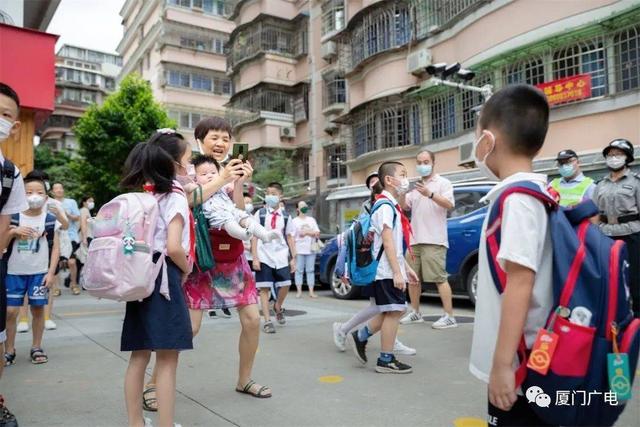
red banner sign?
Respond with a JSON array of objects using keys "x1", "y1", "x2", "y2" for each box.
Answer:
[{"x1": 536, "y1": 74, "x2": 592, "y2": 106}]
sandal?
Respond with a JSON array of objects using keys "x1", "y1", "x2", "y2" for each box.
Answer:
[
  {"x1": 4, "y1": 351, "x2": 15, "y2": 367},
  {"x1": 262, "y1": 321, "x2": 276, "y2": 334},
  {"x1": 142, "y1": 383, "x2": 158, "y2": 412},
  {"x1": 52, "y1": 288, "x2": 61, "y2": 297},
  {"x1": 235, "y1": 380, "x2": 272, "y2": 398},
  {"x1": 30, "y1": 347, "x2": 48, "y2": 364},
  {"x1": 71, "y1": 285, "x2": 81, "y2": 295}
]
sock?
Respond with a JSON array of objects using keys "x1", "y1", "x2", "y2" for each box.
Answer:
[
  {"x1": 357, "y1": 325, "x2": 373, "y2": 342},
  {"x1": 223, "y1": 221, "x2": 251, "y2": 241},
  {"x1": 340, "y1": 304, "x2": 380, "y2": 335},
  {"x1": 379, "y1": 352, "x2": 393, "y2": 363},
  {"x1": 19, "y1": 317, "x2": 28, "y2": 323}
]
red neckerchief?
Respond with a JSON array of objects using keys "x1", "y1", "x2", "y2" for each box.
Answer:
[
  {"x1": 143, "y1": 184, "x2": 196, "y2": 264},
  {"x1": 270, "y1": 210, "x2": 279, "y2": 230},
  {"x1": 375, "y1": 193, "x2": 413, "y2": 256}
]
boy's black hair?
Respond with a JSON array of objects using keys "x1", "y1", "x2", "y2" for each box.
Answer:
[
  {"x1": 0, "y1": 82, "x2": 20, "y2": 111},
  {"x1": 194, "y1": 116, "x2": 233, "y2": 141},
  {"x1": 378, "y1": 161, "x2": 403, "y2": 189},
  {"x1": 267, "y1": 182, "x2": 284, "y2": 194},
  {"x1": 25, "y1": 169, "x2": 49, "y2": 182},
  {"x1": 121, "y1": 131, "x2": 189, "y2": 194},
  {"x1": 23, "y1": 175, "x2": 46, "y2": 190},
  {"x1": 191, "y1": 154, "x2": 220, "y2": 170},
  {"x1": 479, "y1": 84, "x2": 549, "y2": 157}
]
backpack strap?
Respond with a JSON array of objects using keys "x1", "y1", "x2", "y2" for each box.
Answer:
[
  {"x1": 368, "y1": 198, "x2": 398, "y2": 261},
  {"x1": 2, "y1": 213, "x2": 20, "y2": 261},
  {"x1": 485, "y1": 181, "x2": 557, "y2": 388},
  {"x1": 0, "y1": 158, "x2": 16, "y2": 213},
  {"x1": 258, "y1": 208, "x2": 267, "y2": 227}
]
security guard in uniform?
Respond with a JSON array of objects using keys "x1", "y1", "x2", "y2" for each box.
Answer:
[
  {"x1": 593, "y1": 138, "x2": 640, "y2": 317},
  {"x1": 549, "y1": 149, "x2": 595, "y2": 207}
]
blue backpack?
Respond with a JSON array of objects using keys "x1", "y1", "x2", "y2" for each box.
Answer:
[
  {"x1": 486, "y1": 181, "x2": 639, "y2": 427},
  {"x1": 345, "y1": 198, "x2": 397, "y2": 286}
]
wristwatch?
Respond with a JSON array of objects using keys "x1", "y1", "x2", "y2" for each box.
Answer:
[{"x1": 429, "y1": 192, "x2": 435, "y2": 199}]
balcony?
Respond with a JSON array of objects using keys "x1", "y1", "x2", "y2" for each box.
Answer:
[
  {"x1": 226, "y1": 15, "x2": 308, "y2": 74},
  {"x1": 322, "y1": 76, "x2": 347, "y2": 115}
]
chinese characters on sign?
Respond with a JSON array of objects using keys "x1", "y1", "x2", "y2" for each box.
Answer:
[{"x1": 536, "y1": 74, "x2": 592, "y2": 106}]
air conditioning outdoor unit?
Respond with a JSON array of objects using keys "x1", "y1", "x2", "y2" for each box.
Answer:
[
  {"x1": 280, "y1": 126, "x2": 296, "y2": 139},
  {"x1": 458, "y1": 141, "x2": 475, "y2": 166},
  {"x1": 406, "y1": 48, "x2": 433, "y2": 75},
  {"x1": 321, "y1": 41, "x2": 337, "y2": 61}
]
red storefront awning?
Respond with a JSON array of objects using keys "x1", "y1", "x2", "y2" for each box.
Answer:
[{"x1": 0, "y1": 23, "x2": 58, "y2": 126}]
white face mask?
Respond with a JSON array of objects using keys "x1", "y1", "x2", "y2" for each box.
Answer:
[
  {"x1": 0, "y1": 117, "x2": 14, "y2": 141},
  {"x1": 606, "y1": 155, "x2": 626, "y2": 171},
  {"x1": 87, "y1": 202, "x2": 95, "y2": 210},
  {"x1": 396, "y1": 177, "x2": 410, "y2": 194},
  {"x1": 186, "y1": 163, "x2": 196, "y2": 179},
  {"x1": 27, "y1": 194, "x2": 46, "y2": 209},
  {"x1": 473, "y1": 131, "x2": 499, "y2": 181}
]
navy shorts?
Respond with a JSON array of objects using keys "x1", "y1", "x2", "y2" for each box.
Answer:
[
  {"x1": 255, "y1": 263, "x2": 291, "y2": 289},
  {"x1": 361, "y1": 279, "x2": 407, "y2": 312},
  {"x1": 6, "y1": 274, "x2": 49, "y2": 307}
]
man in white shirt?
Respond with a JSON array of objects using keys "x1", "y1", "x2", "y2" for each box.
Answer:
[{"x1": 0, "y1": 81, "x2": 27, "y2": 426}]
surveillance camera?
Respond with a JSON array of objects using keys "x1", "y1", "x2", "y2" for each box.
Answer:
[
  {"x1": 442, "y1": 62, "x2": 461, "y2": 79},
  {"x1": 425, "y1": 62, "x2": 447, "y2": 75},
  {"x1": 456, "y1": 68, "x2": 476, "y2": 81}
]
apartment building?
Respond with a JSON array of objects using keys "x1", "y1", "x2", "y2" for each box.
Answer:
[
  {"x1": 226, "y1": 0, "x2": 640, "y2": 229},
  {"x1": 117, "y1": 0, "x2": 235, "y2": 147},
  {"x1": 39, "y1": 45, "x2": 122, "y2": 153}
]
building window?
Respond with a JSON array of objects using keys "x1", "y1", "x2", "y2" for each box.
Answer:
[
  {"x1": 192, "y1": 74, "x2": 212, "y2": 91},
  {"x1": 553, "y1": 41, "x2": 607, "y2": 98},
  {"x1": 168, "y1": 0, "x2": 226, "y2": 16},
  {"x1": 326, "y1": 145, "x2": 347, "y2": 180},
  {"x1": 430, "y1": 94, "x2": 456, "y2": 140},
  {"x1": 174, "y1": 111, "x2": 204, "y2": 129},
  {"x1": 322, "y1": 0, "x2": 345, "y2": 36},
  {"x1": 323, "y1": 76, "x2": 346, "y2": 108},
  {"x1": 615, "y1": 25, "x2": 640, "y2": 92},
  {"x1": 167, "y1": 69, "x2": 231, "y2": 94},
  {"x1": 504, "y1": 57, "x2": 545, "y2": 86}
]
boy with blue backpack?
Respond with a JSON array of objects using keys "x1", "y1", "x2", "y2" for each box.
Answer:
[
  {"x1": 348, "y1": 161, "x2": 419, "y2": 373},
  {"x1": 470, "y1": 84, "x2": 639, "y2": 427}
]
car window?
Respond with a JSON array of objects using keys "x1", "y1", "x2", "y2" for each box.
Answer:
[{"x1": 448, "y1": 191, "x2": 488, "y2": 219}]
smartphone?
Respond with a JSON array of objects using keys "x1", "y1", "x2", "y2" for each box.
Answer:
[{"x1": 232, "y1": 143, "x2": 249, "y2": 162}]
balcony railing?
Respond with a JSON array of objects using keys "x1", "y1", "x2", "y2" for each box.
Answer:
[{"x1": 413, "y1": 0, "x2": 489, "y2": 38}]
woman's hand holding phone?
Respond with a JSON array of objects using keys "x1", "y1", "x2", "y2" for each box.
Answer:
[{"x1": 221, "y1": 159, "x2": 245, "y2": 184}]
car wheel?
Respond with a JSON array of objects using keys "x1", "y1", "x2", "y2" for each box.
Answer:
[
  {"x1": 466, "y1": 264, "x2": 478, "y2": 305},
  {"x1": 329, "y1": 263, "x2": 359, "y2": 299}
]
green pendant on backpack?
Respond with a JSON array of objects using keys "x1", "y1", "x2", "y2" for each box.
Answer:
[{"x1": 607, "y1": 353, "x2": 632, "y2": 401}]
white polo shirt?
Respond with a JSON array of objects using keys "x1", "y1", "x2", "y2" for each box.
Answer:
[
  {"x1": 370, "y1": 191, "x2": 406, "y2": 281},
  {"x1": 0, "y1": 149, "x2": 27, "y2": 216},
  {"x1": 469, "y1": 172, "x2": 553, "y2": 385},
  {"x1": 254, "y1": 207, "x2": 295, "y2": 269}
]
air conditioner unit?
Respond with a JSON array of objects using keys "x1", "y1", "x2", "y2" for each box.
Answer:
[
  {"x1": 324, "y1": 120, "x2": 338, "y2": 135},
  {"x1": 321, "y1": 41, "x2": 337, "y2": 61},
  {"x1": 458, "y1": 141, "x2": 475, "y2": 166},
  {"x1": 406, "y1": 48, "x2": 432, "y2": 75},
  {"x1": 280, "y1": 126, "x2": 296, "y2": 139}
]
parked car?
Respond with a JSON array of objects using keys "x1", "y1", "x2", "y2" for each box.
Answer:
[{"x1": 318, "y1": 182, "x2": 497, "y2": 304}]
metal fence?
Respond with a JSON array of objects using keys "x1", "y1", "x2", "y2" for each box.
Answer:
[{"x1": 323, "y1": 77, "x2": 346, "y2": 109}]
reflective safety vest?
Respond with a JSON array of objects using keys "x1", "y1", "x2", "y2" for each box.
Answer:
[{"x1": 550, "y1": 177, "x2": 594, "y2": 207}]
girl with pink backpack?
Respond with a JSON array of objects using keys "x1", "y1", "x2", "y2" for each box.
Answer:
[{"x1": 119, "y1": 130, "x2": 193, "y2": 427}]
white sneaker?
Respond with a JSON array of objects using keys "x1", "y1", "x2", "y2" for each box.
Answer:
[
  {"x1": 16, "y1": 321, "x2": 29, "y2": 333},
  {"x1": 393, "y1": 339, "x2": 417, "y2": 356},
  {"x1": 45, "y1": 319, "x2": 57, "y2": 330},
  {"x1": 400, "y1": 310, "x2": 424, "y2": 325},
  {"x1": 432, "y1": 314, "x2": 458, "y2": 329},
  {"x1": 333, "y1": 322, "x2": 347, "y2": 352}
]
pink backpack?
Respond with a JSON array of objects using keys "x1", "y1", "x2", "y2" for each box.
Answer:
[{"x1": 83, "y1": 193, "x2": 164, "y2": 301}]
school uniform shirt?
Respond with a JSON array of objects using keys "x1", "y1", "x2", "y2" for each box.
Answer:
[
  {"x1": 154, "y1": 182, "x2": 191, "y2": 255},
  {"x1": 0, "y1": 150, "x2": 27, "y2": 216},
  {"x1": 253, "y1": 207, "x2": 295, "y2": 269},
  {"x1": 405, "y1": 174, "x2": 455, "y2": 247},
  {"x1": 291, "y1": 215, "x2": 320, "y2": 255},
  {"x1": 370, "y1": 190, "x2": 407, "y2": 281},
  {"x1": 8, "y1": 211, "x2": 61, "y2": 275},
  {"x1": 469, "y1": 172, "x2": 553, "y2": 385},
  {"x1": 62, "y1": 198, "x2": 81, "y2": 243}
]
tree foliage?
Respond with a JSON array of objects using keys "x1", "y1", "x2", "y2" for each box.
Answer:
[
  {"x1": 251, "y1": 149, "x2": 296, "y2": 193},
  {"x1": 73, "y1": 74, "x2": 175, "y2": 206},
  {"x1": 34, "y1": 145, "x2": 83, "y2": 201}
]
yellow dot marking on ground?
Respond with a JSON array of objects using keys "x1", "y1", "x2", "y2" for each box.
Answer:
[
  {"x1": 318, "y1": 375, "x2": 344, "y2": 384},
  {"x1": 453, "y1": 417, "x2": 487, "y2": 427}
]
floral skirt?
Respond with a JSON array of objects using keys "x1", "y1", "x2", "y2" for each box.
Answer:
[{"x1": 183, "y1": 254, "x2": 258, "y2": 310}]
